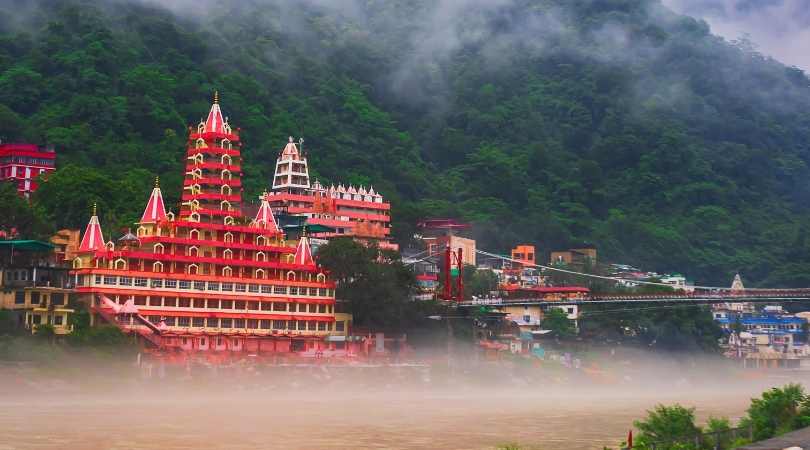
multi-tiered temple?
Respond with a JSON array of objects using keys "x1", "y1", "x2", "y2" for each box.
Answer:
[
  {"x1": 71, "y1": 95, "x2": 346, "y2": 355},
  {"x1": 266, "y1": 137, "x2": 396, "y2": 250}
]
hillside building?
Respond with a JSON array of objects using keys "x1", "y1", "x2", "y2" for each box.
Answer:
[
  {"x1": 0, "y1": 143, "x2": 56, "y2": 197},
  {"x1": 265, "y1": 137, "x2": 396, "y2": 250}
]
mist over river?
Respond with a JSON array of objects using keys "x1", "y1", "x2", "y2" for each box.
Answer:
[{"x1": 2, "y1": 356, "x2": 807, "y2": 450}]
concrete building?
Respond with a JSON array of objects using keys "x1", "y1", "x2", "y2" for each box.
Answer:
[
  {"x1": 0, "y1": 240, "x2": 75, "y2": 334},
  {"x1": 0, "y1": 143, "x2": 56, "y2": 197},
  {"x1": 424, "y1": 235, "x2": 476, "y2": 267}
]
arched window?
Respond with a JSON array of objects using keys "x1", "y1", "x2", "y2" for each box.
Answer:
[
  {"x1": 223, "y1": 249, "x2": 233, "y2": 259},
  {"x1": 221, "y1": 169, "x2": 232, "y2": 180},
  {"x1": 191, "y1": 168, "x2": 202, "y2": 179},
  {"x1": 221, "y1": 139, "x2": 232, "y2": 151},
  {"x1": 190, "y1": 184, "x2": 202, "y2": 195},
  {"x1": 316, "y1": 273, "x2": 326, "y2": 283},
  {"x1": 114, "y1": 258, "x2": 127, "y2": 270},
  {"x1": 255, "y1": 269, "x2": 265, "y2": 279},
  {"x1": 224, "y1": 216, "x2": 235, "y2": 225},
  {"x1": 188, "y1": 246, "x2": 199, "y2": 257},
  {"x1": 136, "y1": 226, "x2": 147, "y2": 237},
  {"x1": 154, "y1": 243, "x2": 164, "y2": 254},
  {"x1": 256, "y1": 235, "x2": 266, "y2": 246},
  {"x1": 189, "y1": 212, "x2": 200, "y2": 222},
  {"x1": 224, "y1": 232, "x2": 233, "y2": 243},
  {"x1": 286, "y1": 271, "x2": 296, "y2": 281},
  {"x1": 72, "y1": 258, "x2": 82, "y2": 269},
  {"x1": 166, "y1": 212, "x2": 175, "y2": 221},
  {"x1": 188, "y1": 264, "x2": 198, "y2": 275},
  {"x1": 222, "y1": 266, "x2": 233, "y2": 277},
  {"x1": 255, "y1": 251, "x2": 266, "y2": 262},
  {"x1": 220, "y1": 200, "x2": 231, "y2": 211},
  {"x1": 106, "y1": 241, "x2": 115, "y2": 251},
  {"x1": 195, "y1": 138, "x2": 207, "y2": 149},
  {"x1": 189, "y1": 229, "x2": 200, "y2": 240},
  {"x1": 153, "y1": 262, "x2": 164, "y2": 272},
  {"x1": 285, "y1": 254, "x2": 295, "y2": 264},
  {"x1": 221, "y1": 184, "x2": 232, "y2": 196}
]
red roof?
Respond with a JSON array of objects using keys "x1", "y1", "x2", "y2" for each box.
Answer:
[{"x1": 140, "y1": 185, "x2": 167, "y2": 223}]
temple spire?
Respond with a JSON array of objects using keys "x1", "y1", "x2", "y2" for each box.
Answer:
[
  {"x1": 140, "y1": 178, "x2": 167, "y2": 223},
  {"x1": 252, "y1": 192, "x2": 281, "y2": 233},
  {"x1": 204, "y1": 91, "x2": 225, "y2": 134},
  {"x1": 294, "y1": 235, "x2": 314, "y2": 266},
  {"x1": 79, "y1": 204, "x2": 105, "y2": 252}
]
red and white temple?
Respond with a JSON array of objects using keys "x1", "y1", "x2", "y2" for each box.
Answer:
[
  {"x1": 70, "y1": 94, "x2": 350, "y2": 356},
  {"x1": 266, "y1": 137, "x2": 397, "y2": 250},
  {"x1": 0, "y1": 143, "x2": 56, "y2": 197}
]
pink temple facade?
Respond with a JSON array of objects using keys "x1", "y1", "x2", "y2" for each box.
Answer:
[{"x1": 70, "y1": 95, "x2": 353, "y2": 357}]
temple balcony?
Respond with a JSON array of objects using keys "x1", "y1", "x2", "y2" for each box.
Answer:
[{"x1": 183, "y1": 177, "x2": 242, "y2": 187}]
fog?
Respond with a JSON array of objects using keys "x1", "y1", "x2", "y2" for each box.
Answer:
[{"x1": 3, "y1": 348, "x2": 809, "y2": 449}]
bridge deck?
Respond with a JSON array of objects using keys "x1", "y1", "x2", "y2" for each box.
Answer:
[{"x1": 459, "y1": 295, "x2": 810, "y2": 307}]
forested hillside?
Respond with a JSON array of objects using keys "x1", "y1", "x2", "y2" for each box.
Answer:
[{"x1": 1, "y1": 0, "x2": 809, "y2": 286}]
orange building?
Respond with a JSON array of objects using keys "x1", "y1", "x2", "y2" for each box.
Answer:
[
  {"x1": 510, "y1": 245, "x2": 535, "y2": 268},
  {"x1": 70, "y1": 95, "x2": 346, "y2": 356},
  {"x1": 265, "y1": 138, "x2": 397, "y2": 250}
]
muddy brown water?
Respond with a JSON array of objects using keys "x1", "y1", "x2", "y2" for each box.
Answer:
[{"x1": 0, "y1": 379, "x2": 791, "y2": 450}]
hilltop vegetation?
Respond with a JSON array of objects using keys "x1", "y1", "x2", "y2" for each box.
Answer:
[{"x1": 1, "y1": 0, "x2": 810, "y2": 285}]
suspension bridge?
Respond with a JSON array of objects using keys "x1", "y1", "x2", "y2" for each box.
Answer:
[{"x1": 405, "y1": 246, "x2": 810, "y2": 307}]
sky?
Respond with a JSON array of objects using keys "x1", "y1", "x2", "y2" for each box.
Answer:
[{"x1": 662, "y1": 0, "x2": 810, "y2": 71}]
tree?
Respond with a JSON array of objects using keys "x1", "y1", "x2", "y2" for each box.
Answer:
[
  {"x1": 542, "y1": 308, "x2": 576, "y2": 339},
  {"x1": 316, "y1": 238, "x2": 417, "y2": 331},
  {"x1": 740, "y1": 384, "x2": 810, "y2": 441},
  {"x1": 0, "y1": 181, "x2": 52, "y2": 239},
  {"x1": 633, "y1": 404, "x2": 701, "y2": 449}
]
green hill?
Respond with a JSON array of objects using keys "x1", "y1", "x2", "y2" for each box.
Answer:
[{"x1": 1, "y1": 0, "x2": 809, "y2": 286}]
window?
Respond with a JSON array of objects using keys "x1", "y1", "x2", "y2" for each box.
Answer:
[
  {"x1": 164, "y1": 317, "x2": 176, "y2": 326},
  {"x1": 104, "y1": 276, "x2": 116, "y2": 285},
  {"x1": 134, "y1": 277, "x2": 148, "y2": 287},
  {"x1": 297, "y1": 321, "x2": 307, "y2": 331},
  {"x1": 221, "y1": 300, "x2": 233, "y2": 309},
  {"x1": 318, "y1": 288, "x2": 326, "y2": 297},
  {"x1": 54, "y1": 315, "x2": 64, "y2": 326},
  {"x1": 318, "y1": 304, "x2": 326, "y2": 314},
  {"x1": 179, "y1": 298, "x2": 191, "y2": 308},
  {"x1": 52, "y1": 293, "x2": 65, "y2": 306},
  {"x1": 234, "y1": 301, "x2": 246, "y2": 310},
  {"x1": 32, "y1": 315, "x2": 41, "y2": 325},
  {"x1": 249, "y1": 284, "x2": 259, "y2": 293},
  {"x1": 94, "y1": 275, "x2": 102, "y2": 285},
  {"x1": 309, "y1": 288, "x2": 318, "y2": 296},
  {"x1": 165, "y1": 279, "x2": 177, "y2": 289},
  {"x1": 178, "y1": 317, "x2": 190, "y2": 327},
  {"x1": 289, "y1": 287, "x2": 298, "y2": 295},
  {"x1": 30, "y1": 292, "x2": 40, "y2": 305},
  {"x1": 221, "y1": 283, "x2": 233, "y2": 292},
  {"x1": 164, "y1": 298, "x2": 177, "y2": 307},
  {"x1": 260, "y1": 320, "x2": 271, "y2": 329},
  {"x1": 179, "y1": 280, "x2": 191, "y2": 290},
  {"x1": 273, "y1": 286, "x2": 286, "y2": 295},
  {"x1": 248, "y1": 301, "x2": 259, "y2": 310},
  {"x1": 523, "y1": 315, "x2": 531, "y2": 323},
  {"x1": 149, "y1": 297, "x2": 162, "y2": 307},
  {"x1": 207, "y1": 318, "x2": 219, "y2": 328},
  {"x1": 273, "y1": 302, "x2": 286, "y2": 312},
  {"x1": 208, "y1": 282, "x2": 220, "y2": 291},
  {"x1": 335, "y1": 321, "x2": 345, "y2": 332},
  {"x1": 260, "y1": 285, "x2": 272, "y2": 294},
  {"x1": 235, "y1": 283, "x2": 246, "y2": 293},
  {"x1": 192, "y1": 317, "x2": 205, "y2": 327},
  {"x1": 150, "y1": 279, "x2": 163, "y2": 288},
  {"x1": 193, "y1": 299, "x2": 205, "y2": 308},
  {"x1": 14, "y1": 291, "x2": 25, "y2": 304},
  {"x1": 318, "y1": 322, "x2": 327, "y2": 331},
  {"x1": 273, "y1": 320, "x2": 286, "y2": 330},
  {"x1": 221, "y1": 318, "x2": 232, "y2": 328},
  {"x1": 261, "y1": 302, "x2": 272, "y2": 311},
  {"x1": 234, "y1": 319, "x2": 245, "y2": 328},
  {"x1": 194, "y1": 281, "x2": 205, "y2": 291},
  {"x1": 247, "y1": 319, "x2": 258, "y2": 329}
]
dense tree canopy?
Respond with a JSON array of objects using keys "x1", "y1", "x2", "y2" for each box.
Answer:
[{"x1": 1, "y1": 0, "x2": 809, "y2": 286}]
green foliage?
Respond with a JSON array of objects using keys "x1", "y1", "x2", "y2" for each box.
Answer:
[
  {"x1": 316, "y1": 237, "x2": 417, "y2": 330},
  {"x1": 0, "y1": 181, "x2": 53, "y2": 239},
  {"x1": 463, "y1": 265, "x2": 499, "y2": 298},
  {"x1": 0, "y1": 1, "x2": 809, "y2": 285},
  {"x1": 740, "y1": 383, "x2": 810, "y2": 441},
  {"x1": 633, "y1": 404, "x2": 701, "y2": 449},
  {"x1": 542, "y1": 308, "x2": 576, "y2": 339}
]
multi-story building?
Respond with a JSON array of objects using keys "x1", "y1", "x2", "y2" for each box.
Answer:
[
  {"x1": 423, "y1": 235, "x2": 476, "y2": 267},
  {"x1": 0, "y1": 143, "x2": 56, "y2": 197},
  {"x1": 70, "y1": 95, "x2": 346, "y2": 355},
  {"x1": 265, "y1": 137, "x2": 396, "y2": 250},
  {"x1": 0, "y1": 240, "x2": 75, "y2": 334}
]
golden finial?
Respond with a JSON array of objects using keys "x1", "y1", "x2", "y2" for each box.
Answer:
[
  {"x1": 92, "y1": 202, "x2": 97, "y2": 216},
  {"x1": 214, "y1": 90, "x2": 219, "y2": 104},
  {"x1": 155, "y1": 176, "x2": 160, "y2": 188}
]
